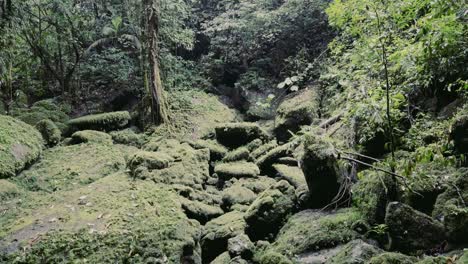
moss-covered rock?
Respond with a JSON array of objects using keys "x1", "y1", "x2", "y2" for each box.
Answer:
[
  {"x1": 67, "y1": 111, "x2": 131, "y2": 132},
  {"x1": 385, "y1": 202, "x2": 445, "y2": 253},
  {"x1": 301, "y1": 134, "x2": 343, "y2": 208},
  {"x1": 274, "y1": 88, "x2": 319, "y2": 142},
  {"x1": 188, "y1": 139, "x2": 228, "y2": 161},
  {"x1": 450, "y1": 113, "x2": 468, "y2": 153},
  {"x1": 13, "y1": 99, "x2": 69, "y2": 133},
  {"x1": 272, "y1": 164, "x2": 306, "y2": 189},
  {"x1": 245, "y1": 180, "x2": 296, "y2": 241},
  {"x1": 215, "y1": 162, "x2": 260, "y2": 180},
  {"x1": 35, "y1": 119, "x2": 61, "y2": 147},
  {"x1": 0, "y1": 180, "x2": 20, "y2": 200},
  {"x1": 432, "y1": 169, "x2": 468, "y2": 244},
  {"x1": 215, "y1": 122, "x2": 269, "y2": 149},
  {"x1": 201, "y1": 211, "x2": 247, "y2": 263},
  {"x1": 0, "y1": 115, "x2": 43, "y2": 179},
  {"x1": 180, "y1": 198, "x2": 224, "y2": 225},
  {"x1": 71, "y1": 130, "x2": 113, "y2": 145},
  {"x1": 266, "y1": 208, "x2": 363, "y2": 258},
  {"x1": 222, "y1": 185, "x2": 258, "y2": 209},
  {"x1": 227, "y1": 234, "x2": 255, "y2": 260},
  {"x1": 327, "y1": 239, "x2": 383, "y2": 264},
  {"x1": 223, "y1": 147, "x2": 251, "y2": 162},
  {"x1": 127, "y1": 150, "x2": 174, "y2": 176},
  {"x1": 256, "y1": 143, "x2": 294, "y2": 174},
  {"x1": 109, "y1": 128, "x2": 146, "y2": 147},
  {"x1": 211, "y1": 252, "x2": 232, "y2": 264},
  {"x1": 251, "y1": 140, "x2": 278, "y2": 160},
  {"x1": 352, "y1": 171, "x2": 397, "y2": 224},
  {"x1": 366, "y1": 252, "x2": 417, "y2": 264}
]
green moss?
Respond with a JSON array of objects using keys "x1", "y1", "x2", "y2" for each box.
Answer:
[
  {"x1": 353, "y1": 170, "x2": 396, "y2": 224},
  {"x1": 268, "y1": 208, "x2": 363, "y2": 257},
  {"x1": 416, "y1": 256, "x2": 453, "y2": 264},
  {"x1": 187, "y1": 139, "x2": 228, "y2": 161},
  {"x1": 367, "y1": 252, "x2": 417, "y2": 264},
  {"x1": 0, "y1": 115, "x2": 43, "y2": 179},
  {"x1": 67, "y1": 111, "x2": 131, "y2": 132},
  {"x1": 0, "y1": 179, "x2": 20, "y2": 200},
  {"x1": 1, "y1": 174, "x2": 202, "y2": 263},
  {"x1": 215, "y1": 122, "x2": 269, "y2": 148},
  {"x1": 214, "y1": 162, "x2": 260, "y2": 180},
  {"x1": 222, "y1": 185, "x2": 257, "y2": 208},
  {"x1": 223, "y1": 147, "x2": 251, "y2": 162},
  {"x1": 211, "y1": 252, "x2": 232, "y2": 263},
  {"x1": 180, "y1": 197, "x2": 224, "y2": 224},
  {"x1": 12, "y1": 143, "x2": 125, "y2": 192},
  {"x1": 274, "y1": 88, "x2": 319, "y2": 142},
  {"x1": 251, "y1": 140, "x2": 278, "y2": 160},
  {"x1": 272, "y1": 164, "x2": 306, "y2": 189},
  {"x1": 327, "y1": 239, "x2": 382, "y2": 264},
  {"x1": 35, "y1": 119, "x2": 61, "y2": 146},
  {"x1": 71, "y1": 130, "x2": 113, "y2": 145},
  {"x1": 127, "y1": 150, "x2": 175, "y2": 176},
  {"x1": 201, "y1": 211, "x2": 247, "y2": 263},
  {"x1": 13, "y1": 99, "x2": 70, "y2": 132},
  {"x1": 256, "y1": 143, "x2": 293, "y2": 173},
  {"x1": 245, "y1": 180, "x2": 296, "y2": 241},
  {"x1": 109, "y1": 128, "x2": 146, "y2": 147}
]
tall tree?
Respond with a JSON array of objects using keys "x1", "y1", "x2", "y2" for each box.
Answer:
[{"x1": 145, "y1": 0, "x2": 169, "y2": 124}]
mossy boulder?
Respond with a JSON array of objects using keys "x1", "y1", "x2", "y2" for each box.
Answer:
[
  {"x1": 256, "y1": 251, "x2": 293, "y2": 264},
  {"x1": 327, "y1": 239, "x2": 383, "y2": 264},
  {"x1": 251, "y1": 140, "x2": 278, "y2": 160},
  {"x1": 13, "y1": 99, "x2": 70, "y2": 132},
  {"x1": 215, "y1": 122, "x2": 269, "y2": 149},
  {"x1": 128, "y1": 150, "x2": 175, "y2": 176},
  {"x1": 211, "y1": 252, "x2": 232, "y2": 263},
  {"x1": 227, "y1": 234, "x2": 255, "y2": 260},
  {"x1": 272, "y1": 164, "x2": 306, "y2": 189},
  {"x1": 266, "y1": 208, "x2": 363, "y2": 258},
  {"x1": 301, "y1": 134, "x2": 343, "y2": 208},
  {"x1": 0, "y1": 180, "x2": 20, "y2": 200},
  {"x1": 274, "y1": 88, "x2": 319, "y2": 142},
  {"x1": 188, "y1": 139, "x2": 228, "y2": 161},
  {"x1": 366, "y1": 252, "x2": 417, "y2": 264},
  {"x1": 450, "y1": 113, "x2": 468, "y2": 153},
  {"x1": 201, "y1": 211, "x2": 247, "y2": 263},
  {"x1": 35, "y1": 119, "x2": 61, "y2": 146},
  {"x1": 245, "y1": 180, "x2": 296, "y2": 241},
  {"x1": 71, "y1": 130, "x2": 113, "y2": 145},
  {"x1": 215, "y1": 162, "x2": 260, "y2": 180},
  {"x1": 0, "y1": 115, "x2": 43, "y2": 179},
  {"x1": 180, "y1": 198, "x2": 224, "y2": 225},
  {"x1": 109, "y1": 128, "x2": 146, "y2": 147},
  {"x1": 256, "y1": 143, "x2": 294, "y2": 174},
  {"x1": 222, "y1": 185, "x2": 258, "y2": 209},
  {"x1": 385, "y1": 202, "x2": 446, "y2": 253},
  {"x1": 67, "y1": 111, "x2": 131, "y2": 132},
  {"x1": 352, "y1": 171, "x2": 397, "y2": 224},
  {"x1": 432, "y1": 169, "x2": 468, "y2": 243},
  {"x1": 223, "y1": 147, "x2": 251, "y2": 162}
]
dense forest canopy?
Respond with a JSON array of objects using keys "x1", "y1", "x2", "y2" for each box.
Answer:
[{"x1": 0, "y1": 0, "x2": 467, "y2": 263}]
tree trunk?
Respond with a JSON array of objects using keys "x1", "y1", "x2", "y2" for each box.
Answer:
[{"x1": 146, "y1": 0, "x2": 169, "y2": 125}]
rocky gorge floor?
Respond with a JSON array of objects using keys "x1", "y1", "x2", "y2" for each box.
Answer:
[{"x1": 0, "y1": 90, "x2": 467, "y2": 264}]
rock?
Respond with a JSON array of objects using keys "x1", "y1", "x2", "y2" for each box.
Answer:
[
  {"x1": 222, "y1": 185, "x2": 257, "y2": 209},
  {"x1": 188, "y1": 139, "x2": 228, "y2": 161},
  {"x1": 276, "y1": 157, "x2": 298, "y2": 166},
  {"x1": 223, "y1": 147, "x2": 251, "y2": 162},
  {"x1": 0, "y1": 180, "x2": 20, "y2": 200},
  {"x1": 327, "y1": 239, "x2": 383, "y2": 264},
  {"x1": 227, "y1": 234, "x2": 255, "y2": 259},
  {"x1": 210, "y1": 252, "x2": 231, "y2": 264},
  {"x1": 127, "y1": 150, "x2": 175, "y2": 176},
  {"x1": 215, "y1": 162, "x2": 260, "y2": 180},
  {"x1": 367, "y1": 252, "x2": 417, "y2": 264},
  {"x1": 251, "y1": 141, "x2": 278, "y2": 160},
  {"x1": 229, "y1": 256, "x2": 249, "y2": 264},
  {"x1": 180, "y1": 198, "x2": 224, "y2": 225},
  {"x1": 71, "y1": 130, "x2": 113, "y2": 145},
  {"x1": 274, "y1": 88, "x2": 319, "y2": 142},
  {"x1": 172, "y1": 185, "x2": 222, "y2": 206},
  {"x1": 215, "y1": 123, "x2": 269, "y2": 149},
  {"x1": 0, "y1": 115, "x2": 43, "y2": 179},
  {"x1": 256, "y1": 251, "x2": 292, "y2": 264},
  {"x1": 67, "y1": 111, "x2": 131, "y2": 132},
  {"x1": 450, "y1": 113, "x2": 468, "y2": 153},
  {"x1": 35, "y1": 119, "x2": 61, "y2": 146},
  {"x1": 13, "y1": 99, "x2": 69, "y2": 132},
  {"x1": 352, "y1": 171, "x2": 397, "y2": 224},
  {"x1": 272, "y1": 164, "x2": 306, "y2": 189},
  {"x1": 266, "y1": 209, "x2": 363, "y2": 258},
  {"x1": 109, "y1": 128, "x2": 146, "y2": 147},
  {"x1": 246, "y1": 139, "x2": 263, "y2": 152},
  {"x1": 245, "y1": 180, "x2": 296, "y2": 241},
  {"x1": 432, "y1": 168, "x2": 468, "y2": 244},
  {"x1": 385, "y1": 202, "x2": 446, "y2": 253},
  {"x1": 256, "y1": 143, "x2": 294, "y2": 174},
  {"x1": 201, "y1": 211, "x2": 247, "y2": 263},
  {"x1": 301, "y1": 134, "x2": 343, "y2": 208}
]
